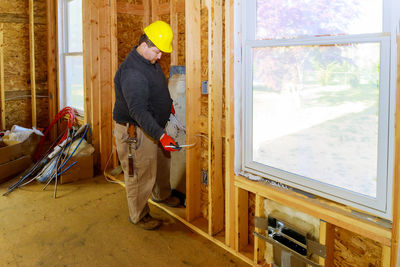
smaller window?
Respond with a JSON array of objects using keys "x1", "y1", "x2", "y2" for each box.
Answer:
[{"x1": 58, "y1": 0, "x2": 84, "y2": 114}]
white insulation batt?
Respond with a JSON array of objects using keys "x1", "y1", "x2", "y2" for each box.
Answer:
[{"x1": 166, "y1": 73, "x2": 186, "y2": 194}]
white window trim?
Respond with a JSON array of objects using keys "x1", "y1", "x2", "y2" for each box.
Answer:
[
  {"x1": 57, "y1": 0, "x2": 84, "y2": 115},
  {"x1": 234, "y1": 0, "x2": 399, "y2": 220}
]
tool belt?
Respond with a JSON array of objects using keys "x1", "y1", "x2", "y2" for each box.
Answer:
[{"x1": 116, "y1": 122, "x2": 137, "y2": 139}]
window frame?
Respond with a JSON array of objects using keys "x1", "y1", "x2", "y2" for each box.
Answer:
[
  {"x1": 235, "y1": 0, "x2": 399, "y2": 219},
  {"x1": 57, "y1": 0, "x2": 84, "y2": 116}
]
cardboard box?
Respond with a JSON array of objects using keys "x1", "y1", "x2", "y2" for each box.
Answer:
[
  {"x1": 0, "y1": 155, "x2": 32, "y2": 184},
  {"x1": 0, "y1": 134, "x2": 40, "y2": 183},
  {"x1": 59, "y1": 153, "x2": 94, "y2": 184},
  {"x1": 0, "y1": 134, "x2": 40, "y2": 165}
]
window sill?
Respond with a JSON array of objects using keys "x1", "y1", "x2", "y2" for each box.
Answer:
[{"x1": 234, "y1": 174, "x2": 392, "y2": 246}]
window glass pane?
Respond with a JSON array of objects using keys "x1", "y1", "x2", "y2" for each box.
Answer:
[
  {"x1": 65, "y1": 55, "x2": 84, "y2": 111},
  {"x1": 252, "y1": 43, "x2": 380, "y2": 197},
  {"x1": 256, "y1": 0, "x2": 382, "y2": 39},
  {"x1": 67, "y1": 0, "x2": 82, "y2": 52}
]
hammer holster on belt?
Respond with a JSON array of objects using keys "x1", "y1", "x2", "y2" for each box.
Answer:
[{"x1": 127, "y1": 124, "x2": 137, "y2": 177}]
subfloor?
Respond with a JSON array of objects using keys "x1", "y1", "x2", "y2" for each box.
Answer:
[{"x1": 0, "y1": 174, "x2": 249, "y2": 267}]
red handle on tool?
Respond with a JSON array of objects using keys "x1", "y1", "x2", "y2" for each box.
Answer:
[{"x1": 171, "y1": 104, "x2": 175, "y2": 115}]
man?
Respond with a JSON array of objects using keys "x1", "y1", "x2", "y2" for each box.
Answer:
[{"x1": 113, "y1": 20, "x2": 181, "y2": 230}]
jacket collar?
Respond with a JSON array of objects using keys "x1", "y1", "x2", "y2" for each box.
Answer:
[{"x1": 130, "y1": 45, "x2": 153, "y2": 65}]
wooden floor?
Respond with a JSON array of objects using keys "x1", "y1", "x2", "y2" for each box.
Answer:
[{"x1": 0, "y1": 174, "x2": 248, "y2": 266}]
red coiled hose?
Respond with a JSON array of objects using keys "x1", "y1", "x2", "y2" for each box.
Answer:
[{"x1": 34, "y1": 107, "x2": 75, "y2": 161}]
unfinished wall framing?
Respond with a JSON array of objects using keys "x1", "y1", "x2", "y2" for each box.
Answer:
[
  {"x1": 82, "y1": 0, "x2": 114, "y2": 170},
  {"x1": 0, "y1": 0, "x2": 49, "y2": 131},
  {"x1": 150, "y1": 1, "x2": 400, "y2": 266},
  {"x1": 37, "y1": 0, "x2": 400, "y2": 266}
]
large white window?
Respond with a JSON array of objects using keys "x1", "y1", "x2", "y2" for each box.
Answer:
[
  {"x1": 237, "y1": 0, "x2": 399, "y2": 218},
  {"x1": 58, "y1": 0, "x2": 84, "y2": 113}
]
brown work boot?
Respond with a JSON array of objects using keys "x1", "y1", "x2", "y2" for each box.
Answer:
[
  {"x1": 129, "y1": 214, "x2": 162, "y2": 230},
  {"x1": 152, "y1": 195, "x2": 180, "y2": 207}
]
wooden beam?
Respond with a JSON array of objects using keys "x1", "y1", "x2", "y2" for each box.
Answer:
[
  {"x1": 0, "y1": 13, "x2": 46, "y2": 24},
  {"x1": 110, "y1": 0, "x2": 118, "y2": 168},
  {"x1": 170, "y1": 0, "x2": 178, "y2": 65},
  {"x1": 143, "y1": 0, "x2": 150, "y2": 27},
  {"x1": 98, "y1": 0, "x2": 113, "y2": 170},
  {"x1": 383, "y1": 245, "x2": 391, "y2": 267},
  {"x1": 156, "y1": 3, "x2": 170, "y2": 16},
  {"x1": 319, "y1": 220, "x2": 327, "y2": 265},
  {"x1": 235, "y1": 175, "x2": 392, "y2": 246},
  {"x1": 149, "y1": 200, "x2": 254, "y2": 266},
  {"x1": 208, "y1": 0, "x2": 224, "y2": 236},
  {"x1": 325, "y1": 222, "x2": 335, "y2": 266},
  {"x1": 55, "y1": 0, "x2": 61, "y2": 118},
  {"x1": 235, "y1": 186, "x2": 248, "y2": 251},
  {"x1": 199, "y1": 115, "x2": 226, "y2": 137},
  {"x1": 176, "y1": 0, "x2": 185, "y2": 13},
  {"x1": 116, "y1": 3, "x2": 145, "y2": 16},
  {"x1": 185, "y1": 0, "x2": 202, "y2": 222},
  {"x1": 29, "y1": 0, "x2": 37, "y2": 127},
  {"x1": 225, "y1": 0, "x2": 235, "y2": 248},
  {"x1": 0, "y1": 23, "x2": 4, "y2": 129},
  {"x1": 151, "y1": 0, "x2": 158, "y2": 21},
  {"x1": 391, "y1": 35, "x2": 400, "y2": 267},
  {"x1": 254, "y1": 194, "x2": 266, "y2": 265},
  {"x1": 47, "y1": 0, "x2": 57, "y2": 140},
  {"x1": 83, "y1": 0, "x2": 90, "y2": 125},
  {"x1": 89, "y1": 2, "x2": 100, "y2": 170}
]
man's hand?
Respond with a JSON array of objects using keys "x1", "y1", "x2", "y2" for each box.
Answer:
[
  {"x1": 160, "y1": 133, "x2": 180, "y2": 151},
  {"x1": 171, "y1": 104, "x2": 175, "y2": 115}
]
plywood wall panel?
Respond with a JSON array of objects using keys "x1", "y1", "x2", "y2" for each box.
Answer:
[
  {"x1": 5, "y1": 100, "x2": 30, "y2": 128},
  {"x1": 5, "y1": 98, "x2": 47, "y2": 130},
  {"x1": 34, "y1": 24, "x2": 47, "y2": 91},
  {"x1": 0, "y1": 0, "x2": 27, "y2": 14},
  {"x1": 36, "y1": 98, "x2": 48, "y2": 129},
  {"x1": 201, "y1": 136, "x2": 209, "y2": 220},
  {"x1": 200, "y1": 6, "x2": 208, "y2": 117},
  {"x1": 117, "y1": 13, "x2": 143, "y2": 66},
  {"x1": 177, "y1": 11, "x2": 185, "y2": 66},
  {"x1": 334, "y1": 226, "x2": 383, "y2": 267},
  {"x1": 248, "y1": 192, "x2": 255, "y2": 245},
  {"x1": 4, "y1": 23, "x2": 30, "y2": 92},
  {"x1": 34, "y1": 0, "x2": 47, "y2": 18},
  {"x1": 198, "y1": 4, "x2": 209, "y2": 221},
  {"x1": 1, "y1": 0, "x2": 48, "y2": 129}
]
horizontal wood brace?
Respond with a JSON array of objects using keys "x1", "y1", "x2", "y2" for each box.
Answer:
[
  {"x1": 116, "y1": 3, "x2": 145, "y2": 16},
  {"x1": 0, "y1": 13, "x2": 46, "y2": 24},
  {"x1": 4, "y1": 90, "x2": 48, "y2": 101},
  {"x1": 234, "y1": 175, "x2": 392, "y2": 246}
]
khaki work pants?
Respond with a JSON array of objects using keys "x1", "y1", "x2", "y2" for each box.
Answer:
[{"x1": 114, "y1": 123, "x2": 172, "y2": 223}]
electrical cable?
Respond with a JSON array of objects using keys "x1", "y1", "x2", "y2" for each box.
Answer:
[
  {"x1": 103, "y1": 146, "x2": 125, "y2": 186},
  {"x1": 3, "y1": 121, "x2": 90, "y2": 198},
  {"x1": 18, "y1": 128, "x2": 71, "y2": 188},
  {"x1": 165, "y1": 133, "x2": 208, "y2": 149},
  {"x1": 57, "y1": 161, "x2": 77, "y2": 176},
  {"x1": 58, "y1": 124, "x2": 89, "y2": 172},
  {"x1": 5, "y1": 95, "x2": 48, "y2": 101},
  {"x1": 34, "y1": 107, "x2": 75, "y2": 161},
  {"x1": 43, "y1": 124, "x2": 89, "y2": 198},
  {"x1": 2, "y1": 129, "x2": 69, "y2": 196}
]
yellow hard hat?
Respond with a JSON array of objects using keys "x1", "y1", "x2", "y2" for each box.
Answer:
[{"x1": 144, "y1": 21, "x2": 173, "y2": 53}]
